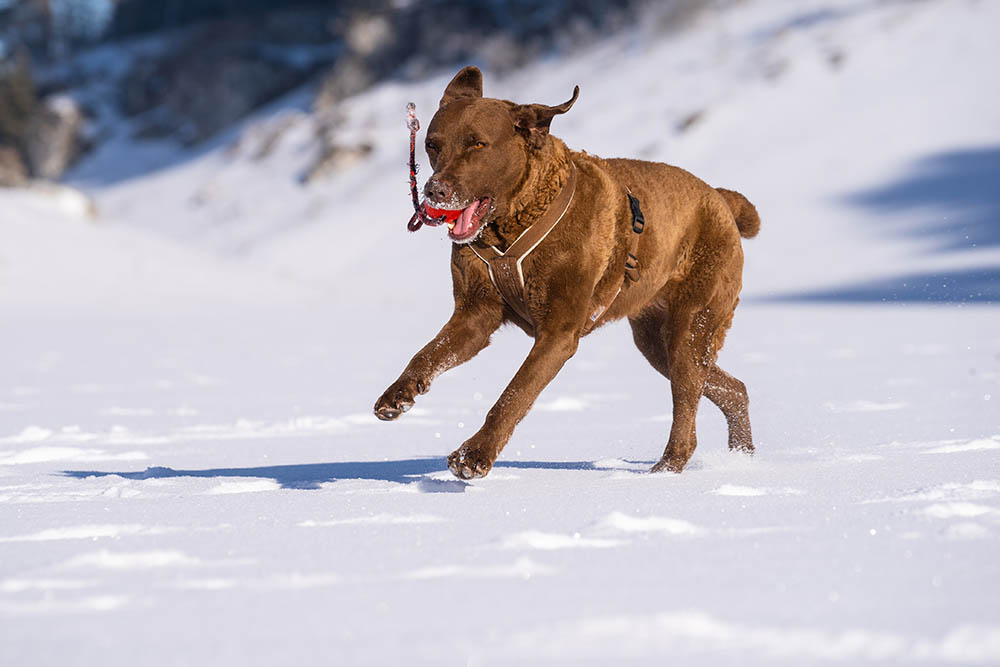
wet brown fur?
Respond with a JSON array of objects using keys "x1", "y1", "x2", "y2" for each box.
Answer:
[{"x1": 375, "y1": 66, "x2": 760, "y2": 479}]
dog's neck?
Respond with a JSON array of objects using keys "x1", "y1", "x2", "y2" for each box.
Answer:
[{"x1": 480, "y1": 137, "x2": 573, "y2": 250}]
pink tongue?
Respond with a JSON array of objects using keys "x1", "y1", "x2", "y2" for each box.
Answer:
[{"x1": 454, "y1": 200, "x2": 480, "y2": 236}]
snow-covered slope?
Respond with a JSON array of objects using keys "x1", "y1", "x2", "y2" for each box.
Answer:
[
  {"x1": 0, "y1": 186, "x2": 310, "y2": 317},
  {"x1": 2, "y1": 1, "x2": 998, "y2": 665},
  {"x1": 67, "y1": 0, "x2": 1000, "y2": 304}
]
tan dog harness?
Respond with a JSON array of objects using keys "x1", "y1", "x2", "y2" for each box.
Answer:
[{"x1": 470, "y1": 162, "x2": 643, "y2": 334}]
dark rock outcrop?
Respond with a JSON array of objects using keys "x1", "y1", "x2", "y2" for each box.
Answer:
[
  {"x1": 0, "y1": 145, "x2": 28, "y2": 186},
  {"x1": 24, "y1": 94, "x2": 84, "y2": 179},
  {"x1": 119, "y1": 19, "x2": 339, "y2": 145}
]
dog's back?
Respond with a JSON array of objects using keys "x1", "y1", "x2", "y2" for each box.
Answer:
[{"x1": 599, "y1": 156, "x2": 760, "y2": 239}]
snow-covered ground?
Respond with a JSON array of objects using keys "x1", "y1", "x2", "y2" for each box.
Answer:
[{"x1": 2, "y1": 1, "x2": 998, "y2": 664}]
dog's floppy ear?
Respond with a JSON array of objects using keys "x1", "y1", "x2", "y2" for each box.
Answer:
[
  {"x1": 440, "y1": 66, "x2": 483, "y2": 108},
  {"x1": 509, "y1": 86, "x2": 579, "y2": 150}
]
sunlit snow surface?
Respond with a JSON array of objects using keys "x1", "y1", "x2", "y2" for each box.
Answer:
[{"x1": 2, "y1": 0, "x2": 999, "y2": 665}]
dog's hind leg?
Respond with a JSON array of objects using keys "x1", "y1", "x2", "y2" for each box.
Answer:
[
  {"x1": 630, "y1": 304, "x2": 708, "y2": 472},
  {"x1": 631, "y1": 305, "x2": 752, "y2": 458},
  {"x1": 648, "y1": 305, "x2": 714, "y2": 473},
  {"x1": 648, "y1": 203, "x2": 751, "y2": 471},
  {"x1": 704, "y1": 365, "x2": 753, "y2": 454}
]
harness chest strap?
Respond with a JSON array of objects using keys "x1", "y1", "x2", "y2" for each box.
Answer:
[{"x1": 469, "y1": 163, "x2": 644, "y2": 333}]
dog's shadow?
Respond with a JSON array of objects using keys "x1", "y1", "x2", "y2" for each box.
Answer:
[{"x1": 60, "y1": 458, "x2": 619, "y2": 493}]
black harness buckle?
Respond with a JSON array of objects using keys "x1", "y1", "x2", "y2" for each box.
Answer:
[
  {"x1": 624, "y1": 252, "x2": 640, "y2": 282},
  {"x1": 628, "y1": 193, "x2": 645, "y2": 234}
]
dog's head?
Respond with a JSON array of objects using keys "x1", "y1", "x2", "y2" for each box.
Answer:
[{"x1": 424, "y1": 66, "x2": 579, "y2": 243}]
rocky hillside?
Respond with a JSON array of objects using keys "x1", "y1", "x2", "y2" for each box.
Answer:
[{"x1": 0, "y1": 0, "x2": 709, "y2": 186}]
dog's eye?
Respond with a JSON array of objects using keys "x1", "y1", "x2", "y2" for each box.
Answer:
[
  {"x1": 426, "y1": 142, "x2": 439, "y2": 154},
  {"x1": 472, "y1": 141, "x2": 487, "y2": 150}
]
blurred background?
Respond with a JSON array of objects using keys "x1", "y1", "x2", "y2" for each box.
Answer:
[
  {"x1": 1, "y1": 0, "x2": 996, "y2": 311},
  {"x1": 0, "y1": 0, "x2": 729, "y2": 309}
]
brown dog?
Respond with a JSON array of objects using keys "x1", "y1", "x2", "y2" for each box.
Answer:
[{"x1": 375, "y1": 66, "x2": 760, "y2": 479}]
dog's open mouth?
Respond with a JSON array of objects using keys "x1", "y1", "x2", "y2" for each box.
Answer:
[{"x1": 424, "y1": 197, "x2": 493, "y2": 243}]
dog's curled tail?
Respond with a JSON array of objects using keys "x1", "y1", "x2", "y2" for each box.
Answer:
[{"x1": 716, "y1": 188, "x2": 760, "y2": 239}]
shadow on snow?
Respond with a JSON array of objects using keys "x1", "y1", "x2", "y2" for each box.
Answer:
[
  {"x1": 773, "y1": 145, "x2": 1000, "y2": 303},
  {"x1": 844, "y1": 145, "x2": 1000, "y2": 253},
  {"x1": 766, "y1": 266, "x2": 1000, "y2": 303},
  {"x1": 60, "y1": 458, "x2": 626, "y2": 492}
]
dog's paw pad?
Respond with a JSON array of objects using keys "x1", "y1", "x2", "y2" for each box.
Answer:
[
  {"x1": 373, "y1": 395, "x2": 414, "y2": 422},
  {"x1": 649, "y1": 459, "x2": 683, "y2": 474},
  {"x1": 447, "y1": 448, "x2": 493, "y2": 480},
  {"x1": 374, "y1": 406, "x2": 400, "y2": 421}
]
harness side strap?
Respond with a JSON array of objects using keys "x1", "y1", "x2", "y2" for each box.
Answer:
[
  {"x1": 582, "y1": 189, "x2": 646, "y2": 334},
  {"x1": 623, "y1": 192, "x2": 644, "y2": 283}
]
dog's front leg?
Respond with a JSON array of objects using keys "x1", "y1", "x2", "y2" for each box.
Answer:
[
  {"x1": 448, "y1": 328, "x2": 580, "y2": 479},
  {"x1": 374, "y1": 303, "x2": 502, "y2": 422}
]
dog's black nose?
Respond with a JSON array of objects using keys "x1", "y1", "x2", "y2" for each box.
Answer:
[{"x1": 424, "y1": 178, "x2": 453, "y2": 202}]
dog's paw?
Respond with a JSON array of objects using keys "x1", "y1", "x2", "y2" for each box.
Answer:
[
  {"x1": 373, "y1": 379, "x2": 420, "y2": 422},
  {"x1": 447, "y1": 445, "x2": 494, "y2": 480},
  {"x1": 728, "y1": 439, "x2": 755, "y2": 455},
  {"x1": 649, "y1": 457, "x2": 684, "y2": 474}
]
